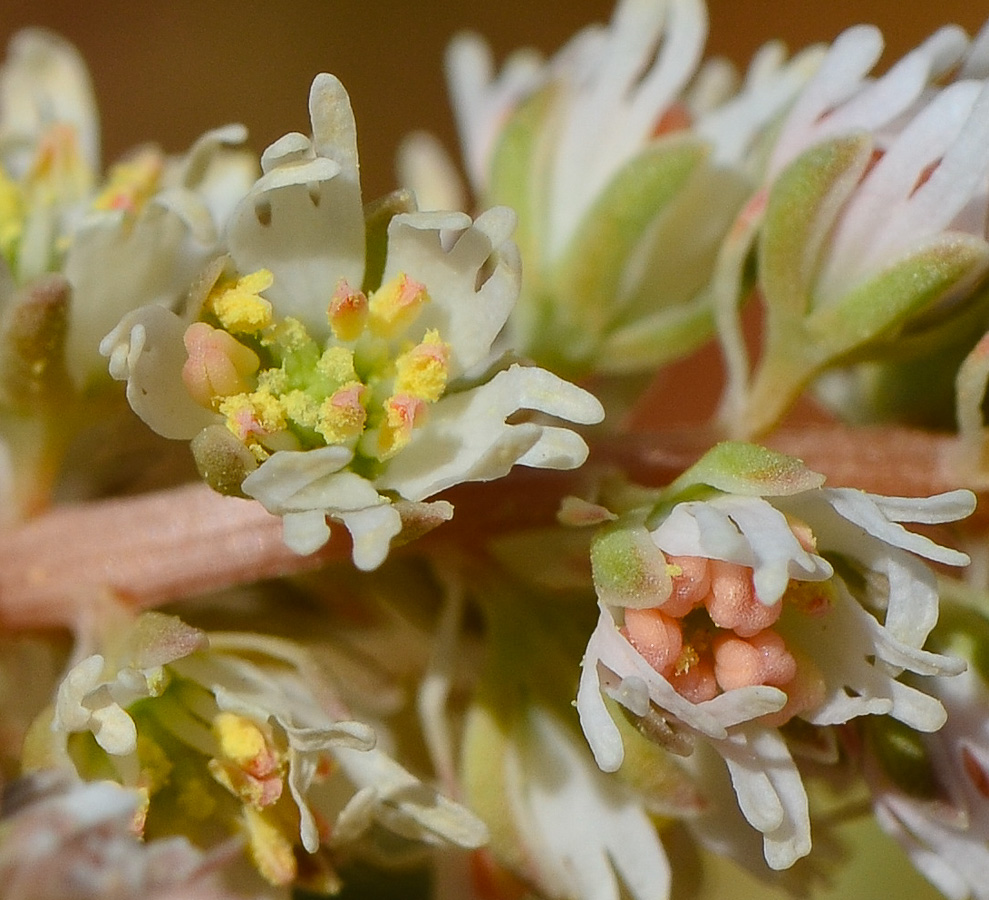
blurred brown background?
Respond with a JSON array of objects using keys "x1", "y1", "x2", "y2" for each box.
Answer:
[{"x1": 0, "y1": 0, "x2": 984, "y2": 198}]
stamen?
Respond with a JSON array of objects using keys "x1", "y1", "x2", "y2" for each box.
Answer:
[
  {"x1": 327, "y1": 279, "x2": 368, "y2": 341},
  {"x1": 206, "y1": 269, "x2": 274, "y2": 334},
  {"x1": 368, "y1": 272, "x2": 430, "y2": 337},
  {"x1": 182, "y1": 322, "x2": 260, "y2": 407},
  {"x1": 660, "y1": 555, "x2": 710, "y2": 617},
  {"x1": 712, "y1": 629, "x2": 796, "y2": 692},
  {"x1": 622, "y1": 607, "x2": 683, "y2": 677},
  {"x1": 705, "y1": 560, "x2": 782, "y2": 637}
]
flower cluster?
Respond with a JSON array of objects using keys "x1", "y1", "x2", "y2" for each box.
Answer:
[{"x1": 2, "y1": 3, "x2": 989, "y2": 900}]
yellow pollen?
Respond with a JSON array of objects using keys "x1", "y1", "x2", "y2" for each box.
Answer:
[
  {"x1": 393, "y1": 329, "x2": 450, "y2": 402},
  {"x1": 206, "y1": 269, "x2": 274, "y2": 334},
  {"x1": 373, "y1": 394, "x2": 425, "y2": 459},
  {"x1": 214, "y1": 712, "x2": 268, "y2": 766},
  {"x1": 92, "y1": 147, "x2": 163, "y2": 213},
  {"x1": 317, "y1": 382, "x2": 367, "y2": 444},
  {"x1": 282, "y1": 389, "x2": 320, "y2": 431},
  {"x1": 665, "y1": 562, "x2": 683, "y2": 578},
  {"x1": 317, "y1": 345, "x2": 358, "y2": 383},
  {"x1": 673, "y1": 644, "x2": 700, "y2": 676},
  {"x1": 368, "y1": 272, "x2": 430, "y2": 337},
  {"x1": 327, "y1": 279, "x2": 368, "y2": 341},
  {"x1": 219, "y1": 389, "x2": 287, "y2": 442},
  {"x1": 263, "y1": 316, "x2": 310, "y2": 352},
  {"x1": 244, "y1": 806, "x2": 297, "y2": 887}
]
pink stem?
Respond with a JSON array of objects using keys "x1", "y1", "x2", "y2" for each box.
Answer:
[{"x1": 0, "y1": 483, "x2": 345, "y2": 629}]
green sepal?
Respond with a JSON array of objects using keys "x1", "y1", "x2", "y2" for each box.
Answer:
[
  {"x1": 662, "y1": 440, "x2": 824, "y2": 503},
  {"x1": 590, "y1": 522, "x2": 672, "y2": 610},
  {"x1": 808, "y1": 234, "x2": 989, "y2": 360},
  {"x1": 487, "y1": 85, "x2": 555, "y2": 280},
  {"x1": 759, "y1": 134, "x2": 872, "y2": 324},
  {"x1": 552, "y1": 137, "x2": 709, "y2": 352},
  {"x1": 596, "y1": 295, "x2": 713, "y2": 375}
]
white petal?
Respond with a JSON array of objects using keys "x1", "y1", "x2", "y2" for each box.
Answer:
[
  {"x1": 90, "y1": 703, "x2": 138, "y2": 756},
  {"x1": 382, "y1": 207, "x2": 519, "y2": 377},
  {"x1": 241, "y1": 445, "x2": 355, "y2": 513},
  {"x1": 718, "y1": 727, "x2": 811, "y2": 870},
  {"x1": 339, "y1": 504, "x2": 403, "y2": 572},
  {"x1": 376, "y1": 365, "x2": 602, "y2": 502},
  {"x1": 227, "y1": 77, "x2": 365, "y2": 338},
  {"x1": 100, "y1": 305, "x2": 217, "y2": 440}
]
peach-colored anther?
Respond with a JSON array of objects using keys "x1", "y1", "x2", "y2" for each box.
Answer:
[
  {"x1": 758, "y1": 652, "x2": 826, "y2": 727},
  {"x1": 713, "y1": 629, "x2": 796, "y2": 693},
  {"x1": 182, "y1": 322, "x2": 260, "y2": 407},
  {"x1": 661, "y1": 555, "x2": 710, "y2": 617},
  {"x1": 705, "y1": 560, "x2": 782, "y2": 637},
  {"x1": 669, "y1": 653, "x2": 718, "y2": 703},
  {"x1": 622, "y1": 607, "x2": 683, "y2": 677}
]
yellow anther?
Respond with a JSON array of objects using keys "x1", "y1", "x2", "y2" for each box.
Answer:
[
  {"x1": 373, "y1": 394, "x2": 425, "y2": 460},
  {"x1": 263, "y1": 316, "x2": 311, "y2": 352},
  {"x1": 673, "y1": 644, "x2": 700, "y2": 677},
  {"x1": 317, "y1": 382, "x2": 367, "y2": 444},
  {"x1": 327, "y1": 279, "x2": 368, "y2": 341},
  {"x1": 219, "y1": 389, "x2": 287, "y2": 442},
  {"x1": 206, "y1": 269, "x2": 274, "y2": 334},
  {"x1": 244, "y1": 806, "x2": 297, "y2": 887},
  {"x1": 214, "y1": 712, "x2": 267, "y2": 766},
  {"x1": 0, "y1": 166, "x2": 23, "y2": 260},
  {"x1": 393, "y1": 329, "x2": 450, "y2": 402},
  {"x1": 368, "y1": 272, "x2": 430, "y2": 337},
  {"x1": 92, "y1": 147, "x2": 163, "y2": 213},
  {"x1": 317, "y1": 345, "x2": 358, "y2": 384}
]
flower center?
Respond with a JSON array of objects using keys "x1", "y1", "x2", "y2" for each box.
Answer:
[
  {"x1": 182, "y1": 268, "x2": 451, "y2": 465},
  {"x1": 621, "y1": 554, "x2": 831, "y2": 721}
]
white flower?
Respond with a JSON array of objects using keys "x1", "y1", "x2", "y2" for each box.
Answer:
[
  {"x1": 868, "y1": 666, "x2": 989, "y2": 900},
  {"x1": 442, "y1": 0, "x2": 820, "y2": 377},
  {"x1": 40, "y1": 612, "x2": 484, "y2": 890},
  {"x1": 864, "y1": 597, "x2": 989, "y2": 900},
  {"x1": 0, "y1": 773, "x2": 263, "y2": 900},
  {"x1": 577, "y1": 447, "x2": 973, "y2": 869},
  {"x1": 101, "y1": 72, "x2": 603, "y2": 570},
  {"x1": 464, "y1": 702, "x2": 671, "y2": 900},
  {"x1": 715, "y1": 25, "x2": 989, "y2": 435},
  {"x1": 449, "y1": 0, "x2": 818, "y2": 259}
]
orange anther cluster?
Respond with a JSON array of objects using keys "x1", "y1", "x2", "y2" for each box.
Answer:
[{"x1": 621, "y1": 553, "x2": 828, "y2": 721}]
